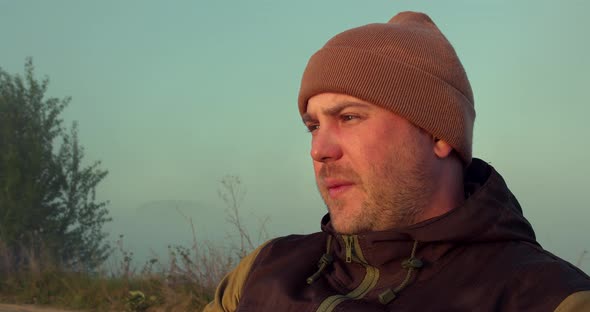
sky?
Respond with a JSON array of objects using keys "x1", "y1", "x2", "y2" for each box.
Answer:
[{"x1": 1, "y1": 0, "x2": 589, "y2": 272}]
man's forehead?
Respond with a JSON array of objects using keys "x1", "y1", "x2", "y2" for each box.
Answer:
[{"x1": 302, "y1": 93, "x2": 376, "y2": 121}]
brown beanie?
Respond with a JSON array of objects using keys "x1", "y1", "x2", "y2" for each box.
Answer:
[{"x1": 298, "y1": 11, "x2": 475, "y2": 164}]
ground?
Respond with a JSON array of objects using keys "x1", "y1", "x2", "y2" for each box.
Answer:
[{"x1": 0, "y1": 304, "x2": 82, "y2": 312}]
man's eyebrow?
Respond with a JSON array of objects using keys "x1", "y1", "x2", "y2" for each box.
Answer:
[
  {"x1": 302, "y1": 101, "x2": 371, "y2": 123},
  {"x1": 301, "y1": 113, "x2": 314, "y2": 124}
]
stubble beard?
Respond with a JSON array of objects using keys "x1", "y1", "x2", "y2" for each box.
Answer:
[
  {"x1": 361, "y1": 153, "x2": 432, "y2": 232},
  {"x1": 319, "y1": 144, "x2": 433, "y2": 234}
]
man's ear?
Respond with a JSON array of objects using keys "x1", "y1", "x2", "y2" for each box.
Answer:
[{"x1": 433, "y1": 138, "x2": 454, "y2": 159}]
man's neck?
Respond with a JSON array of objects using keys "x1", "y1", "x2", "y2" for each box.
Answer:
[{"x1": 414, "y1": 161, "x2": 465, "y2": 224}]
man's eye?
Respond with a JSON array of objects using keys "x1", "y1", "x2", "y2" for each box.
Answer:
[
  {"x1": 306, "y1": 124, "x2": 319, "y2": 133},
  {"x1": 341, "y1": 115, "x2": 358, "y2": 121}
]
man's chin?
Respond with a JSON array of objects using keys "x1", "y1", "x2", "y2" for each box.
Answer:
[
  {"x1": 330, "y1": 215, "x2": 367, "y2": 234},
  {"x1": 325, "y1": 199, "x2": 368, "y2": 233}
]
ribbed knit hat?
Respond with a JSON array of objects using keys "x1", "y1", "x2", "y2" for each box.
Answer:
[{"x1": 298, "y1": 11, "x2": 475, "y2": 164}]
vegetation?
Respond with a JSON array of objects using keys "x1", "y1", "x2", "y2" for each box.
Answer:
[
  {"x1": 0, "y1": 59, "x2": 111, "y2": 270},
  {"x1": 0, "y1": 175, "x2": 257, "y2": 311},
  {"x1": 0, "y1": 235, "x2": 229, "y2": 311},
  {"x1": 218, "y1": 175, "x2": 269, "y2": 259}
]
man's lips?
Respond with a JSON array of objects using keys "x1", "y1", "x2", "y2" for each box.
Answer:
[{"x1": 324, "y1": 179, "x2": 355, "y2": 197}]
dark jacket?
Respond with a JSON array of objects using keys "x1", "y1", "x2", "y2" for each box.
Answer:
[{"x1": 204, "y1": 159, "x2": 590, "y2": 311}]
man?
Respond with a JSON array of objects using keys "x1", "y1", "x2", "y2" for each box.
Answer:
[{"x1": 204, "y1": 11, "x2": 590, "y2": 311}]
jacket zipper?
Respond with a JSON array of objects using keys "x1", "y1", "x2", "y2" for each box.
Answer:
[
  {"x1": 344, "y1": 235, "x2": 353, "y2": 263},
  {"x1": 315, "y1": 235, "x2": 380, "y2": 312}
]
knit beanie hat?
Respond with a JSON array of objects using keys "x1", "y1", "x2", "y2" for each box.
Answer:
[{"x1": 298, "y1": 11, "x2": 475, "y2": 164}]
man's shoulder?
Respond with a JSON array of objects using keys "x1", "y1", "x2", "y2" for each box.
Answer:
[
  {"x1": 504, "y1": 242, "x2": 590, "y2": 310},
  {"x1": 254, "y1": 231, "x2": 327, "y2": 261},
  {"x1": 481, "y1": 241, "x2": 590, "y2": 302},
  {"x1": 502, "y1": 241, "x2": 589, "y2": 282},
  {"x1": 430, "y1": 240, "x2": 590, "y2": 311},
  {"x1": 265, "y1": 231, "x2": 326, "y2": 246}
]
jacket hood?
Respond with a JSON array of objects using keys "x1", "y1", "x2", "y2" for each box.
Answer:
[{"x1": 320, "y1": 158, "x2": 539, "y2": 265}]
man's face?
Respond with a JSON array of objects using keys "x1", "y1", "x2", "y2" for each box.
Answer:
[{"x1": 303, "y1": 93, "x2": 437, "y2": 234}]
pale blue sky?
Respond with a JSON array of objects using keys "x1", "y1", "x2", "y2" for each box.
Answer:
[{"x1": 1, "y1": 0, "x2": 589, "y2": 271}]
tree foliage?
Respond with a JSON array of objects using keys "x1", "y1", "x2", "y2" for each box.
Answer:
[{"x1": 0, "y1": 58, "x2": 111, "y2": 270}]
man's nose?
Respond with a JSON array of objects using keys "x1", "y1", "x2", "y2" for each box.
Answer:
[{"x1": 310, "y1": 129, "x2": 343, "y2": 162}]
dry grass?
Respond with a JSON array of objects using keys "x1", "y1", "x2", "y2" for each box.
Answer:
[
  {"x1": 0, "y1": 234, "x2": 237, "y2": 311},
  {"x1": 0, "y1": 175, "x2": 265, "y2": 311}
]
